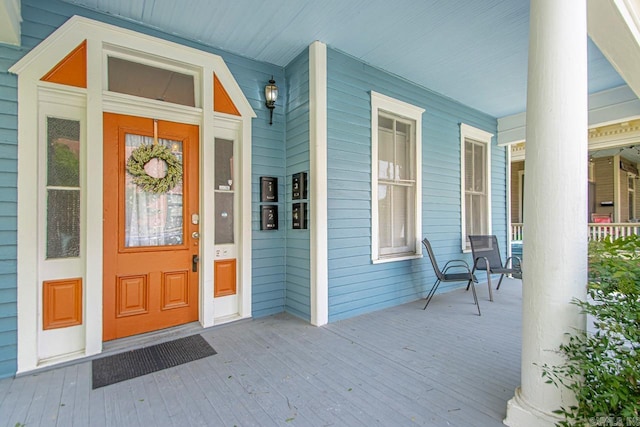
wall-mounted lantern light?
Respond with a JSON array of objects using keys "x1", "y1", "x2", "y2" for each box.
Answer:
[{"x1": 265, "y1": 76, "x2": 278, "y2": 125}]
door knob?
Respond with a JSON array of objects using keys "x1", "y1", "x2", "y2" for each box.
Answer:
[{"x1": 192, "y1": 232, "x2": 200, "y2": 239}]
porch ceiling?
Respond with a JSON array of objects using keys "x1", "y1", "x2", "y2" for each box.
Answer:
[{"x1": 58, "y1": 0, "x2": 627, "y2": 118}]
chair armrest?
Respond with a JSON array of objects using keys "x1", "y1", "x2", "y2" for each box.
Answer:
[
  {"x1": 505, "y1": 256, "x2": 522, "y2": 270},
  {"x1": 472, "y1": 256, "x2": 491, "y2": 272},
  {"x1": 442, "y1": 261, "x2": 478, "y2": 282},
  {"x1": 442, "y1": 259, "x2": 471, "y2": 271}
]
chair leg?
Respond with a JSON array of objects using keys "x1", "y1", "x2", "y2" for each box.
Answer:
[
  {"x1": 486, "y1": 271, "x2": 493, "y2": 302},
  {"x1": 469, "y1": 263, "x2": 478, "y2": 291},
  {"x1": 497, "y1": 274, "x2": 505, "y2": 290},
  {"x1": 423, "y1": 279, "x2": 441, "y2": 310},
  {"x1": 468, "y1": 279, "x2": 481, "y2": 316}
]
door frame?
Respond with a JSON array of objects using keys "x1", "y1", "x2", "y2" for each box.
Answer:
[{"x1": 11, "y1": 16, "x2": 256, "y2": 373}]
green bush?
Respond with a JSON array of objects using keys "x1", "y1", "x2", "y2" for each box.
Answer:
[{"x1": 541, "y1": 235, "x2": 640, "y2": 427}]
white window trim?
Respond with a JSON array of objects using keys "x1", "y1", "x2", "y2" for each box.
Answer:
[
  {"x1": 371, "y1": 91, "x2": 424, "y2": 263},
  {"x1": 460, "y1": 123, "x2": 493, "y2": 252}
]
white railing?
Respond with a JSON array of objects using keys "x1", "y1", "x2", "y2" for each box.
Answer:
[
  {"x1": 588, "y1": 223, "x2": 640, "y2": 241},
  {"x1": 511, "y1": 223, "x2": 523, "y2": 241},
  {"x1": 511, "y1": 223, "x2": 640, "y2": 242}
]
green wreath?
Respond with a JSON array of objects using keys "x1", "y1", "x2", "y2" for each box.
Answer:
[{"x1": 126, "y1": 144, "x2": 182, "y2": 194}]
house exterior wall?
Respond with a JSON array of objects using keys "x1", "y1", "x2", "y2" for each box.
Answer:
[
  {"x1": 0, "y1": 0, "x2": 511, "y2": 379},
  {"x1": 0, "y1": 0, "x2": 288, "y2": 378},
  {"x1": 325, "y1": 48, "x2": 503, "y2": 322},
  {"x1": 514, "y1": 156, "x2": 640, "y2": 224},
  {"x1": 594, "y1": 157, "x2": 615, "y2": 219},
  {"x1": 284, "y1": 49, "x2": 311, "y2": 321},
  {"x1": 0, "y1": 49, "x2": 18, "y2": 378}
]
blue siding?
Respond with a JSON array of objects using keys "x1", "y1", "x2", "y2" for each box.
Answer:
[
  {"x1": 284, "y1": 49, "x2": 311, "y2": 321},
  {"x1": 326, "y1": 48, "x2": 502, "y2": 322},
  {"x1": 0, "y1": 39, "x2": 19, "y2": 378},
  {"x1": 250, "y1": 66, "x2": 287, "y2": 317}
]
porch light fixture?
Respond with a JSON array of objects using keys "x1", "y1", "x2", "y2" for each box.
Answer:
[{"x1": 265, "y1": 76, "x2": 278, "y2": 125}]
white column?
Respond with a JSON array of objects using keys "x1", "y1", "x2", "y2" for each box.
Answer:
[
  {"x1": 504, "y1": 1, "x2": 588, "y2": 426},
  {"x1": 309, "y1": 41, "x2": 329, "y2": 326}
]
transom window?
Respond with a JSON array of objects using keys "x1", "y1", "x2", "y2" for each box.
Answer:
[
  {"x1": 107, "y1": 56, "x2": 196, "y2": 107},
  {"x1": 460, "y1": 123, "x2": 493, "y2": 251},
  {"x1": 371, "y1": 92, "x2": 424, "y2": 263}
]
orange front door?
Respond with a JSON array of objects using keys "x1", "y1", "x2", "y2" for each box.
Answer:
[{"x1": 103, "y1": 113, "x2": 199, "y2": 341}]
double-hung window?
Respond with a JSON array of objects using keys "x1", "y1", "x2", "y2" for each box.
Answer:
[
  {"x1": 371, "y1": 92, "x2": 424, "y2": 262},
  {"x1": 460, "y1": 123, "x2": 493, "y2": 251}
]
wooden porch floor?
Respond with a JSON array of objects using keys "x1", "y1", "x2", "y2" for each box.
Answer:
[{"x1": 0, "y1": 279, "x2": 522, "y2": 426}]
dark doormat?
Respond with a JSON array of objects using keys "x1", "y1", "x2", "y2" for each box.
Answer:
[{"x1": 92, "y1": 334, "x2": 216, "y2": 389}]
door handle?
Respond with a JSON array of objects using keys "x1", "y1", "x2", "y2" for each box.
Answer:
[{"x1": 192, "y1": 254, "x2": 199, "y2": 272}]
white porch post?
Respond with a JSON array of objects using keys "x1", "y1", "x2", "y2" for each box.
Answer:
[{"x1": 504, "y1": 1, "x2": 588, "y2": 426}]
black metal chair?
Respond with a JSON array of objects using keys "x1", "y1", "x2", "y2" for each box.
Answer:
[
  {"x1": 422, "y1": 238, "x2": 480, "y2": 315},
  {"x1": 467, "y1": 235, "x2": 522, "y2": 302}
]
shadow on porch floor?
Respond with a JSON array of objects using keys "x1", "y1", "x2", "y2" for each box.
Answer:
[{"x1": 0, "y1": 279, "x2": 522, "y2": 427}]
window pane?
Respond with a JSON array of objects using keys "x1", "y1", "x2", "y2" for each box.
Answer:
[
  {"x1": 473, "y1": 142, "x2": 485, "y2": 192},
  {"x1": 378, "y1": 184, "x2": 391, "y2": 250},
  {"x1": 215, "y1": 138, "x2": 234, "y2": 190},
  {"x1": 471, "y1": 194, "x2": 486, "y2": 234},
  {"x1": 392, "y1": 186, "x2": 407, "y2": 248},
  {"x1": 108, "y1": 57, "x2": 195, "y2": 107},
  {"x1": 47, "y1": 189, "x2": 80, "y2": 258},
  {"x1": 215, "y1": 192, "x2": 234, "y2": 244},
  {"x1": 379, "y1": 116, "x2": 393, "y2": 130},
  {"x1": 465, "y1": 193, "x2": 473, "y2": 238},
  {"x1": 466, "y1": 193, "x2": 488, "y2": 236},
  {"x1": 395, "y1": 122, "x2": 411, "y2": 180},
  {"x1": 47, "y1": 117, "x2": 80, "y2": 187},
  {"x1": 46, "y1": 117, "x2": 81, "y2": 259},
  {"x1": 379, "y1": 184, "x2": 414, "y2": 254},
  {"x1": 392, "y1": 185, "x2": 414, "y2": 249},
  {"x1": 378, "y1": 127, "x2": 394, "y2": 179},
  {"x1": 396, "y1": 121, "x2": 409, "y2": 135},
  {"x1": 124, "y1": 134, "x2": 184, "y2": 247},
  {"x1": 464, "y1": 141, "x2": 474, "y2": 191}
]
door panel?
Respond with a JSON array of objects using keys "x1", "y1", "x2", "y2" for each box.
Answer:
[
  {"x1": 214, "y1": 259, "x2": 236, "y2": 298},
  {"x1": 103, "y1": 113, "x2": 199, "y2": 341}
]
